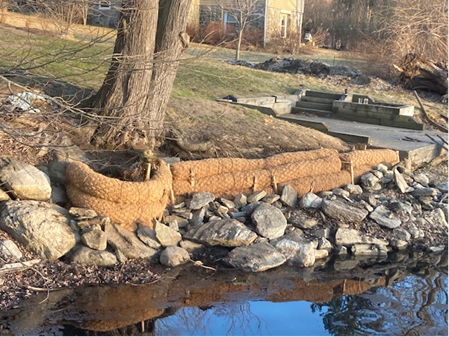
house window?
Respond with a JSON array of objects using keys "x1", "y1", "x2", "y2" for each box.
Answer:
[
  {"x1": 280, "y1": 13, "x2": 290, "y2": 38},
  {"x1": 224, "y1": 12, "x2": 238, "y2": 34},
  {"x1": 98, "y1": 1, "x2": 111, "y2": 10}
]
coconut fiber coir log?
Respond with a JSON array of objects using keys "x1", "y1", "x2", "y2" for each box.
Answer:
[
  {"x1": 66, "y1": 159, "x2": 172, "y2": 204},
  {"x1": 171, "y1": 155, "x2": 341, "y2": 196},
  {"x1": 170, "y1": 148, "x2": 339, "y2": 181},
  {"x1": 279, "y1": 170, "x2": 352, "y2": 197},
  {"x1": 66, "y1": 185, "x2": 169, "y2": 231},
  {"x1": 339, "y1": 149, "x2": 399, "y2": 169}
]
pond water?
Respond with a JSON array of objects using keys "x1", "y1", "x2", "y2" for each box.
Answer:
[{"x1": 1, "y1": 250, "x2": 447, "y2": 336}]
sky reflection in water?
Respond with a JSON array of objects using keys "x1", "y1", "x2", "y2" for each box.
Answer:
[{"x1": 156, "y1": 301, "x2": 329, "y2": 336}]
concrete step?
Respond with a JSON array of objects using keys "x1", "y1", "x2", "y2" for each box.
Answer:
[
  {"x1": 291, "y1": 107, "x2": 334, "y2": 115},
  {"x1": 296, "y1": 101, "x2": 333, "y2": 111},
  {"x1": 304, "y1": 90, "x2": 343, "y2": 100},
  {"x1": 300, "y1": 96, "x2": 336, "y2": 104}
]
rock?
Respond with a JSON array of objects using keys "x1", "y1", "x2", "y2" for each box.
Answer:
[
  {"x1": 0, "y1": 239, "x2": 23, "y2": 260},
  {"x1": 350, "y1": 244, "x2": 388, "y2": 257},
  {"x1": 136, "y1": 226, "x2": 162, "y2": 249},
  {"x1": 335, "y1": 245, "x2": 348, "y2": 256},
  {"x1": 332, "y1": 188, "x2": 350, "y2": 198},
  {"x1": 81, "y1": 228, "x2": 107, "y2": 251},
  {"x1": 160, "y1": 246, "x2": 190, "y2": 267},
  {"x1": 262, "y1": 194, "x2": 280, "y2": 204},
  {"x1": 186, "y1": 192, "x2": 215, "y2": 210},
  {"x1": 0, "y1": 189, "x2": 10, "y2": 201},
  {"x1": 179, "y1": 240, "x2": 205, "y2": 254},
  {"x1": 69, "y1": 246, "x2": 117, "y2": 267},
  {"x1": 299, "y1": 192, "x2": 322, "y2": 209},
  {"x1": 360, "y1": 172, "x2": 380, "y2": 188},
  {"x1": 412, "y1": 173, "x2": 430, "y2": 186},
  {"x1": 389, "y1": 238, "x2": 409, "y2": 250},
  {"x1": 315, "y1": 249, "x2": 329, "y2": 260},
  {"x1": 377, "y1": 163, "x2": 389, "y2": 174},
  {"x1": 271, "y1": 238, "x2": 301, "y2": 260},
  {"x1": 247, "y1": 190, "x2": 267, "y2": 203},
  {"x1": 317, "y1": 237, "x2": 333, "y2": 251},
  {"x1": 280, "y1": 184, "x2": 297, "y2": 207},
  {"x1": 0, "y1": 200, "x2": 76, "y2": 260},
  {"x1": 219, "y1": 198, "x2": 235, "y2": 209},
  {"x1": 393, "y1": 168, "x2": 409, "y2": 193},
  {"x1": 293, "y1": 241, "x2": 316, "y2": 267},
  {"x1": 410, "y1": 187, "x2": 439, "y2": 197},
  {"x1": 224, "y1": 242, "x2": 286, "y2": 272},
  {"x1": 271, "y1": 237, "x2": 316, "y2": 267},
  {"x1": 154, "y1": 220, "x2": 182, "y2": 246},
  {"x1": 344, "y1": 184, "x2": 363, "y2": 195},
  {"x1": 335, "y1": 228, "x2": 388, "y2": 246},
  {"x1": 47, "y1": 136, "x2": 87, "y2": 185},
  {"x1": 69, "y1": 207, "x2": 98, "y2": 219},
  {"x1": 251, "y1": 203, "x2": 287, "y2": 239},
  {"x1": 0, "y1": 157, "x2": 51, "y2": 200},
  {"x1": 369, "y1": 205, "x2": 401, "y2": 229},
  {"x1": 288, "y1": 210, "x2": 318, "y2": 229},
  {"x1": 435, "y1": 181, "x2": 448, "y2": 193},
  {"x1": 436, "y1": 208, "x2": 448, "y2": 227},
  {"x1": 321, "y1": 199, "x2": 368, "y2": 223},
  {"x1": 234, "y1": 193, "x2": 247, "y2": 208},
  {"x1": 104, "y1": 223, "x2": 158, "y2": 261},
  {"x1": 50, "y1": 184, "x2": 69, "y2": 205},
  {"x1": 393, "y1": 227, "x2": 411, "y2": 241},
  {"x1": 185, "y1": 219, "x2": 257, "y2": 247},
  {"x1": 241, "y1": 202, "x2": 261, "y2": 216},
  {"x1": 164, "y1": 214, "x2": 189, "y2": 228},
  {"x1": 408, "y1": 223, "x2": 425, "y2": 239}
]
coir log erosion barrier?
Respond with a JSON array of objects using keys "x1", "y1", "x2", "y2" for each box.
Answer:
[{"x1": 66, "y1": 148, "x2": 399, "y2": 230}]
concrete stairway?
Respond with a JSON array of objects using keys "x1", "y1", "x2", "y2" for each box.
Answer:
[{"x1": 292, "y1": 90, "x2": 345, "y2": 115}]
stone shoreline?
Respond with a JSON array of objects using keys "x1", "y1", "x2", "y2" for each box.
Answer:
[{"x1": 0, "y1": 152, "x2": 447, "y2": 310}]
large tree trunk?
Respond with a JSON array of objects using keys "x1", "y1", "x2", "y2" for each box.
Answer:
[
  {"x1": 395, "y1": 53, "x2": 448, "y2": 95},
  {"x1": 90, "y1": 0, "x2": 191, "y2": 150}
]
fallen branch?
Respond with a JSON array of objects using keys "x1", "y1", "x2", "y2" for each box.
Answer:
[{"x1": 0, "y1": 259, "x2": 41, "y2": 274}]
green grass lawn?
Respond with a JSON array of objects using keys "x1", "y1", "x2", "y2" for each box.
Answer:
[{"x1": 0, "y1": 24, "x2": 446, "y2": 121}]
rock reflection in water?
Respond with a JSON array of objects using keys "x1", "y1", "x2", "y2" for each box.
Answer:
[{"x1": 0, "y1": 251, "x2": 447, "y2": 336}]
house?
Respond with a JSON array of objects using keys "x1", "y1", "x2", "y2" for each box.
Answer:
[
  {"x1": 86, "y1": 0, "x2": 201, "y2": 29},
  {"x1": 197, "y1": 0, "x2": 306, "y2": 46}
]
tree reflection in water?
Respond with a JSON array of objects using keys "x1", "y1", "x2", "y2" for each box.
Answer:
[
  {"x1": 311, "y1": 270, "x2": 448, "y2": 336},
  {"x1": 155, "y1": 302, "x2": 264, "y2": 336}
]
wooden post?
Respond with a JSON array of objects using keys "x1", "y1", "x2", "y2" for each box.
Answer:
[
  {"x1": 144, "y1": 163, "x2": 151, "y2": 181},
  {"x1": 189, "y1": 168, "x2": 195, "y2": 188},
  {"x1": 271, "y1": 175, "x2": 278, "y2": 193},
  {"x1": 349, "y1": 159, "x2": 354, "y2": 185},
  {"x1": 167, "y1": 164, "x2": 175, "y2": 204},
  {"x1": 253, "y1": 176, "x2": 258, "y2": 192}
]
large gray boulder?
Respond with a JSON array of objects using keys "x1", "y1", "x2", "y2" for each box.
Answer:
[
  {"x1": 185, "y1": 219, "x2": 257, "y2": 247},
  {"x1": 69, "y1": 246, "x2": 117, "y2": 267},
  {"x1": 0, "y1": 157, "x2": 51, "y2": 200},
  {"x1": 0, "y1": 200, "x2": 76, "y2": 260},
  {"x1": 225, "y1": 242, "x2": 286, "y2": 272},
  {"x1": 321, "y1": 199, "x2": 368, "y2": 223},
  {"x1": 251, "y1": 203, "x2": 287, "y2": 239},
  {"x1": 104, "y1": 223, "x2": 158, "y2": 261},
  {"x1": 160, "y1": 246, "x2": 191, "y2": 267},
  {"x1": 335, "y1": 228, "x2": 388, "y2": 246}
]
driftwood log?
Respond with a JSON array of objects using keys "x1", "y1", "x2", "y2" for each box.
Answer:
[{"x1": 394, "y1": 53, "x2": 448, "y2": 95}]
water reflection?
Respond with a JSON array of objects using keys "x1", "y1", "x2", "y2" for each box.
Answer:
[
  {"x1": 312, "y1": 269, "x2": 448, "y2": 336},
  {"x1": 1, "y1": 250, "x2": 447, "y2": 336}
]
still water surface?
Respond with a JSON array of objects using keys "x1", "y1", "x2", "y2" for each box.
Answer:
[
  {"x1": 155, "y1": 271, "x2": 447, "y2": 336},
  {"x1": 2, "y1": 251, "x2": 447, "y2": 336}
]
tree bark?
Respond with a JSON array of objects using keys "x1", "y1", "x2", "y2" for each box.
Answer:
[{"x1": 90, "y1": 0, "x2": 192, "y2": 150}]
